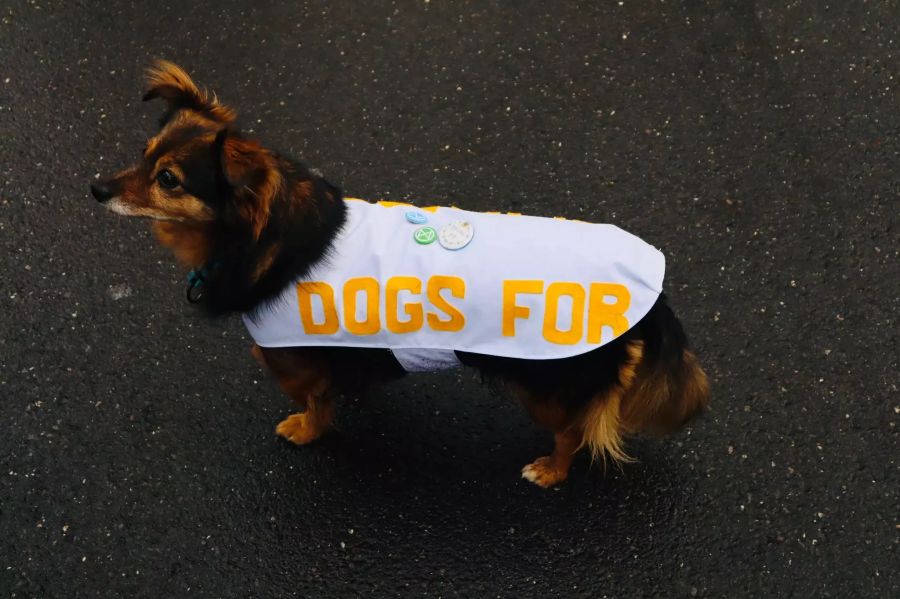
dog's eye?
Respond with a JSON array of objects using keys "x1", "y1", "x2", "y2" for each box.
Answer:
[{"x1": 156, "y1": 169, "x2": 180, "y2": 190}]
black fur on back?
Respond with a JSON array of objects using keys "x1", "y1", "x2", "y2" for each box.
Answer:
[{"x1": 455, "y1": 294, "x2": 689, "y2": 413}]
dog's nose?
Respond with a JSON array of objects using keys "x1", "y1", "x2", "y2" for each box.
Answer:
[{"x1": 90, "y1": 181, "x2": 116, "y2": 203}]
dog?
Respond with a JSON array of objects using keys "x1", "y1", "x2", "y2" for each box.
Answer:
[{"x1": 91, "y1": 61, "x2": 709, "y2": 487}]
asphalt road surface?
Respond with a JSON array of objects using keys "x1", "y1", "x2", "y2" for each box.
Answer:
[{"x1": 1, "y1": 1, "x2": 897, "y2": 597}]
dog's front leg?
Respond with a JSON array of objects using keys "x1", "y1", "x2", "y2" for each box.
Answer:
[
  {"x1": 251, "y1": 344, "x2": 334, "y2": 445},
  {"x1": 274, "y1": 392, "x2": 333, "y2": 445}
]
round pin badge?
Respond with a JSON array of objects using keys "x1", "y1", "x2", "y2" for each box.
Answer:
[
  {"x1": 405, "y1": 210, "x2": 428, "y2": 225},
  {"x1": 438, "y1": 221, "x2": 475, "y2": 250},
  {"x1": 413, "y1": 226, "x2": 437, "y2": 245}
]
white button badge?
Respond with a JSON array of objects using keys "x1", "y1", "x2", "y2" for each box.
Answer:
[{"x1": 438, "y1": 221, "x2": 475, "y2": 250}]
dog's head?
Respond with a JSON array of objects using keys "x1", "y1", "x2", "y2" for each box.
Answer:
[{"x1": 91, "y1": 60, "x2": 279, "y2": 239}]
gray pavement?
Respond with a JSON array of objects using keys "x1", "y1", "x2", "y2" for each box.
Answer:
[{"x1": 1, "y1": 1, "x2": 897, "y2": 597}]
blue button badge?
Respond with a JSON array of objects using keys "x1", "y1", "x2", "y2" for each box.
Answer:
[{"x1": 405, "y1": 210, "x2": 428, "y2": 225}]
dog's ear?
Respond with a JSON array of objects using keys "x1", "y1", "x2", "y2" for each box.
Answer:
[
  {"x1": 143, "y1": 60, "x2": 236, "y2": 123},
  {"x1": 214, "y1": 129, "x2": 280, "y2": 240}
]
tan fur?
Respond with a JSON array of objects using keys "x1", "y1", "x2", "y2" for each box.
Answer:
[
  {"x1": 220, "y1": 135, "x2": 282, "y2": 239},
  {"x1": 145, "y1": 60, "x2": 236, "y2": 123},
  {"x1": 667, "y1": 350, "x2": 710, "y2": 427},
  {"x1": 144, "y1": 119, "x2": 219, "y2": 162},
  {"x1": 254, "y1": 346, "x2": 334, "y2": 444},
  {"x1": 144, "y1": 136, "x2": 161, "y2": 159},
  {"x1": 152, "y1": 221, "x2": 213, "y2": 267},
  {"x1": 106, "y1": 143, "x2": 216, "y2": 224},
  {"x1": 513, "y1": 385, "x2": 585, "y2": 486},
  {"x1": 579, "y1": 339, "x2": 710, "y2": 466},
  {"x1": 285, "y1": 180, "x2": 313, "y2": 217},
  {"x1": 620, "y1": 349, "x2": 710, "y2": 435},
  {"x1": 580, "y1": 340, "x2": 643, "y2": 465},
  {"x1": 521, "y1": 429, "x2": 583, "y2": 488},
  {"x1": 149, "y1": 184, "x2": 215, "y2": 221},
  {"x1": 110, "y1": 165, "x2": 214, "y2": 222},
  {"x1": 293, "y1": 180, "x2": 313, "y2": 198}
]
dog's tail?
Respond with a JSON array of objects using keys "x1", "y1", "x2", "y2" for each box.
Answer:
[{"x1": 580, "y1": 297, "x2": 710, "y2": 464}]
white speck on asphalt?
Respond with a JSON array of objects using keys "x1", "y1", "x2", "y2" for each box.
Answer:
[{"x1": 108, "y1": 284, "x2": 132, "y2": 301}]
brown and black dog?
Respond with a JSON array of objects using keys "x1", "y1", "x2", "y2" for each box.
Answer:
[{"x1": 91, "y1": 61, "x2": 709, "y2": 487}]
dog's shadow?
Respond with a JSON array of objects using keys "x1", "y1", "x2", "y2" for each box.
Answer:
[{"x1": 268, "y1": 373, "x2": 701, "y2": 559}]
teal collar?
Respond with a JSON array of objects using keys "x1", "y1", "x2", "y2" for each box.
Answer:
[{"x1": 186, "y1": 260, "x2": 221, "y2": 303}]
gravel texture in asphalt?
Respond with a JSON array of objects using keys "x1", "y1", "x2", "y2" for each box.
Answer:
[{"x1": 1, "y1": 1, "x2": 897, "y2": 596}]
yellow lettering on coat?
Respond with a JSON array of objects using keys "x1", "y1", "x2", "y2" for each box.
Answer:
[
  {"x1": 296, "y1": 282, "x2": 339, "y2": 335},
  {"x1": 343, "y1": 277, "x2": 380, "y2": 335},
  {"x1": 386, "y1": 276, "x2": 424, "y2": 333},
  {"x1": 542, "y1": 282, "x2": 585, "y2": 345},
  {"x1": 426, "y1": 276, "x2": 466, "y2": 332},
  {"x1": 587, "y1": 283, "x2": 631, "y2": 343},
  {"x1": 502, "y1": 280, "x2": 543, "y2": 336}
]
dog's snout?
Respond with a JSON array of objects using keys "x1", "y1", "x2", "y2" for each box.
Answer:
[{"x1": 90, "y1": 181, "x2": 116, "y2": 203}]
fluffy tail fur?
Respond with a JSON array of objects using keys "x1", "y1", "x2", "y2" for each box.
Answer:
[{"x1": 581, "y1": 299, "x2": 710, "y2": 463}]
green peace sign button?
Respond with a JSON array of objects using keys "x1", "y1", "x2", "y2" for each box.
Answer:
[{"x1": 413, "y1": 226, "x2": 437, "y2": 245}]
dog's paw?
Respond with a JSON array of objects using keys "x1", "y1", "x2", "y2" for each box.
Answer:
[
  {"x1": 275, "y1": 413, "x2": 320, "y2": 445},
  {"x1": 521, "y1": 457, "x2": 568, "y2": 488}
]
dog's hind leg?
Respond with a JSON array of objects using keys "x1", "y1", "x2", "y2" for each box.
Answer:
[
  {"x1": 252, "y1": 345, "x2": 334, "y2": 445},
  {"x1": 521, "y1": 428, "x2": 582, "y2": 488},
  {"x1": 514, "y1": 387, "x2": 583, "y2": 488}
]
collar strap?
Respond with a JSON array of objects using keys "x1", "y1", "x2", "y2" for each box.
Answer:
[{"x1": 185, "y1": 261, "x2": 220, "y2": 304}]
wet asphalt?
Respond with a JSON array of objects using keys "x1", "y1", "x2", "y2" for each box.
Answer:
[{"x1": 0, "y1": 1, "x2": 898, "y2": 597}]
